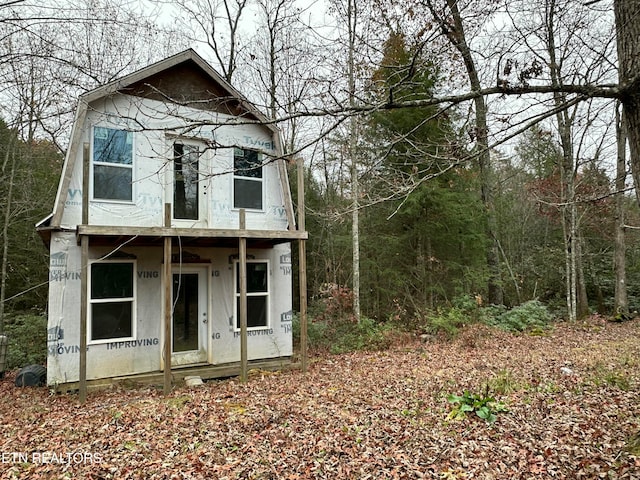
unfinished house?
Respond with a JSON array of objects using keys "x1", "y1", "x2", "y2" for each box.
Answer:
[{"x1": 37, "y1": 49, "x2": 307, "y2": 393}]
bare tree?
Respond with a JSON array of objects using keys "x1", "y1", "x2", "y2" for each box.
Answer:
[
  {"x1": 0, "y1": 0, "x2": 186, "y2": 147},
  {"x1": 172, "y1": 0, "x2": 249, "y2": 83},
  {"x1": 425, "y1": 0, "x2": 503, "y2": 305}
]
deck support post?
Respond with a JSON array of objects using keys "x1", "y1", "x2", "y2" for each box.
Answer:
[
  {"x1": 239, "y1": 209, "x2": 248, "y2": 382},
  {"x1": 297, "y1": 157, "x2": 308, "y2": 372},
  {"x1": 79, "y1": 142, "x2": 90, "y2": 403},
  {"x1": 163, "y1": 204, "x2": 172, "y2": 395},
  {"x1": 79, "y1": 237, "x2": 88, "y2": 402}
]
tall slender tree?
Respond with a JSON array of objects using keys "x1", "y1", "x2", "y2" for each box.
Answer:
[{"x1": 425, "y1": 0, "x2": 503, "y2": 305}]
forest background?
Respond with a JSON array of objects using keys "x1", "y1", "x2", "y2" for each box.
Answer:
[{"x1": 1, "y1": 0, "x2": 639, "y2": 366}]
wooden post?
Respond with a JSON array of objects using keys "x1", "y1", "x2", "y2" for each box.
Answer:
[
  {"x1": 163, "y1": 204, "x2": 172, "y2": 395},
  {"x1": 239, "y1": 209, "x2": 248, "y2": 382},
  {"x1": 79, "y1": 142, "x2": 90, "y2": 403},
  {"x1": 79, "y1": 237, "x2": 88, "y2": 402},
  {"x1": 297, "y1": 157, "x2": 308, "y2": 372}
]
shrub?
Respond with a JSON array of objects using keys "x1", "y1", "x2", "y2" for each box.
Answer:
[
  {"x1": 3, "y1": 312, "x2": 47, "y2": 370},
  {"x1": 485, "y1": 300, "x2": 553, "y2": 332},
  {"x1": 451, "y1": 294, "x2": 478, "y2": 313},
  {"x1": 293, "y1": 315, "x2": 395, "y2": 354},
  {"x1": 311, "y1": 283, "x2": 355, "y2": 324},
  {"x1": 329, "y1": 317, "x2": 393, "y2": 354},
  {"x1": 424, "y1": 307, "x2": 470, "y2": 339},
  {"x1": 292, "y1": 314, "x2": 329, "y2": 352}
]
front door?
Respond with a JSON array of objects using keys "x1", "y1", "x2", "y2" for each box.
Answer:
[{"x1": 171, "y1": 267, "x2": 208, "y2": 366}]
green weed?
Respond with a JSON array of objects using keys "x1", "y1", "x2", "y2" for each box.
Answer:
[{"x1": 446, "y1": 389, "x2": 507, "y2": 424}]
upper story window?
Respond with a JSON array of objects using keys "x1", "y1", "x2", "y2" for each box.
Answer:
[
  {"x1": 173, "y1": 143, "x2": 200, "y2": 220},
  {"x1": 233, "y1": 148, "x2": 263, "y2": 210},
  {"x1": 92, "y1": 126, "x2": 133, "y2": 202}
]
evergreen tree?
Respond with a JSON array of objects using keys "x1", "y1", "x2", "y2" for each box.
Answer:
[{"x1": 359, "y1": 33, "x2": 486, "y2": 321}]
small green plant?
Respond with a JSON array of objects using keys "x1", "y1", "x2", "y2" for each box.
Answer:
[{"x1": 446, "y1": 389, "x2": 507, "y2": 423}]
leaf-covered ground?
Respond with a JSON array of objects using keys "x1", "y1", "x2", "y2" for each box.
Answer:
[{"x1": 1, "y1": 317, "x2": 640, "y2": 479}]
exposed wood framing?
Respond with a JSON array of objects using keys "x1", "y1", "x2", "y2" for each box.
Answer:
[
  {"x1": 297, "y1": 157, "x2": 308, "y2": 372},
  {"x1": 239, "y1": 209, "x2": 248, "y2": 382},
  {"x1": 79, "y1": 237, "x2": 88, "y2": 403},
  {"x1": 77, "y1": 225, "x2": 307, "y2": 241},
  {"x1": 55, "y1": 358, "x2": 296, "y2": 393},
  {"x1": 79, "y1": 143, "x2": 90, "y2": 403},
  {"x1": 273, "y1": 133, "x2": 296, "y2": 230},
  {"x1": 163, "y1": 204, "x2": 172, "y2": 395}
]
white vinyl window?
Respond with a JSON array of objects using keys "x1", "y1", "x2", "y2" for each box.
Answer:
[
  {"x1": 89, "y1": 261, "x2": 136, "y2": 342},
  {"x1": 233, "y1": 148, "x2": 263, "y2": 210},
  {"x1": 234, "y1": 260, "x2": 269, "y2": 329},
  {"x1": 92, "y1": 126, "x2": 133, "y2": 201}
]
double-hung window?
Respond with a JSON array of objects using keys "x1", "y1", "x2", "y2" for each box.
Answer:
[
  {"x1": 235, "y1": 261, "x2": 269, "y2": 329},
  {"x1": 89, "y1": 261, "x2": 135, "y2": 341},
  {"x1": 93, "y1": 126, "x2": 133, "y2": 201},
  {"x1": 233, "y1": 148, "x2": 263, "y2": 210}
]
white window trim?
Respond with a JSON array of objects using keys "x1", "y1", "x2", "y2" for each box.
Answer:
[
  {"x1": 88, "y1": 259, "x2": 137, "y2": 345},
  {"x1": 232, "y1": 148, "x2": 265, "y2": 212},
  {"x1": 91, "y1": 125, "x2": 135, "y2": 204},
  {"x1": 233, "y1": 259, "x2": 270, "y2": 331}
]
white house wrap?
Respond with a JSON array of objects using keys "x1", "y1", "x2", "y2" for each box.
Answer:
[{"x1": 37, "y1": 50, "x2": 306, "y2": 391}]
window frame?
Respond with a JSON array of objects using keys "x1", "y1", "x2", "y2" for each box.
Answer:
[
  {"x1": 91, "y1": 125, "x2": 134, "y2": 203},
  {"x1": 233, "y1": 259, "x2": 270, "y2": 331},
  {"x1": 233, "y1": 148, "x2": 264, "y2": 211},
  {"x1": 88, "y1": 259, "x2": 137, "y2": 344}
]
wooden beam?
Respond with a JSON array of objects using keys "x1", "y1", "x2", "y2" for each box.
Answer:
[
  {"x1": 163, "y1": 204, "x2": 172, "y2": 395},
  {"x1": 79, "y1": 237, "x2": 88, "y2": 403},
  {"x1": 239, "y1": 209, "x2": 248, "y2": 382},
  {"x1": 77, "y1": 224, "x2": 308, "y2": 240},
  {"x1": 273, "y1": 134, "x2": 296, "y2": 230},
  {"x1": 79, "y1": 142, "x2": 90, "y2": 403},
  {"x1": 297, "y1": 157, "x2": 308, "y2": 372}
]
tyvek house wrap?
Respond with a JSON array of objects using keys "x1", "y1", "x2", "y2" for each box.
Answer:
[
  {"x1": 46, "y1": 89, "x2": 294, "y2": 386},
  {"x1": 47, "y1": 236, "x2": 293, "y2": 385},
  {"x1": 58, "y1": 96, "x2": 289, "y2": 232}
]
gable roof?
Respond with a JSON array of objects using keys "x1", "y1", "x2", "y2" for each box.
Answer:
[
  {"x1": 82, "y1": 49, "x2": 277, "y2": 133},
  {"x1": 47, "y1": 49, "x2": 292, "y2": 230}
]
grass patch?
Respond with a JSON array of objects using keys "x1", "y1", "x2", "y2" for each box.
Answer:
[{"x1": 488, "y1": 369, "x2": 522, "y2": 395}]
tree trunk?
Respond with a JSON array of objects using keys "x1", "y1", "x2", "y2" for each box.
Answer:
[
  {"x1": 547, "y1": 0, "x2": 588, "y2": 320},
  {"x1": 575, "y1": 234, "x2": 589, "y2": 318},
  {"x1": 615, "y1": 0, "x2": 640, "y2": 208},
  {"x1": 347, "y1": 0, "x2": 360, "y2": 321},
  {"x1": 428, "y1": 0, "x2": 503, "y2": 305},
  {"x1": 614, "y1": 104, "x2": 628, "y2": 314}
]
